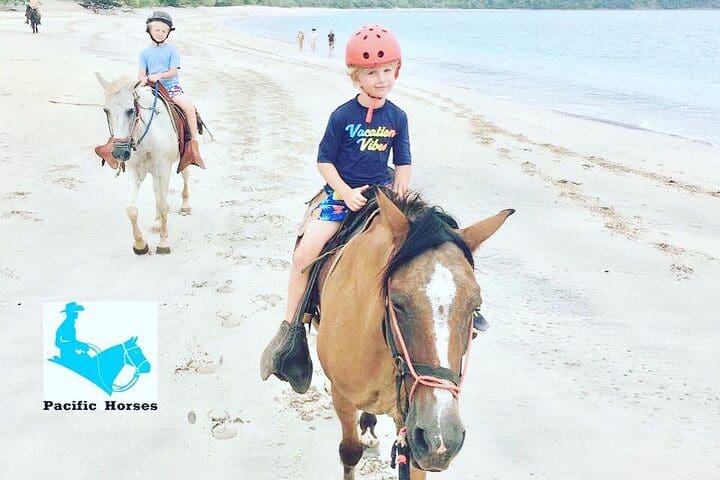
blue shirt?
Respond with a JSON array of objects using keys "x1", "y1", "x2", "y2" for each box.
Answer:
[
  {"x1": 317, "y1": 96, "x2": 411, "y2": 188},
  {"x1": 139, "y1": 43, "x2": 180, "y2": 91}
]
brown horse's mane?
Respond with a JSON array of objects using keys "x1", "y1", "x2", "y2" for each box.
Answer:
[{"x1": 379, "y1": 187, "x2": 474, "y2": 284}]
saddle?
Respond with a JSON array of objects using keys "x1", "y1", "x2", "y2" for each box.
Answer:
[
  {"x1": 260, "y1": 186, "x2": 385, "y2": 394},
  {"x1": 150, "y1": 82, "x2": 206, "y2": 174}
]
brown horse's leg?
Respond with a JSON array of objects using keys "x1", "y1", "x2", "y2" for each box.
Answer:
[
  {"x1": 409, "y1": 465, "x2": 427, "y2": 480},
  {"x1": 359, "y1": 412, "x2": 379, "y2": 448},
  {"x1": 331, "y1": 385, "x2": 363, "y2": 480}
]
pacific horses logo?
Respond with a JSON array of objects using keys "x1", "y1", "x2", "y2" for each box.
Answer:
[{"x1": 46, "y1": 302, "x2": 152, "y2": 395}]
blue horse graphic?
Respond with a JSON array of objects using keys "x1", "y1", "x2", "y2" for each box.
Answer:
[{"x1": 48, "y1": 302, "x2": 151, "y2": 395}]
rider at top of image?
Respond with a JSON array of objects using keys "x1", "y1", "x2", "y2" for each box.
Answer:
[
  {"x1": 138, "y1": 11, "x2": 204, "y2": 166},
  {"x1": 25, "y1": 0, "x2": 40, "y2": 24},
  {"x1": 55, "y1": 302, "x2": 90, "y2": 359}
]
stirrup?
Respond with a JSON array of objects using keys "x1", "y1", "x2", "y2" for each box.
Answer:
[{"x1": 260, "y1": 321, "x2": 313, "y2": 394}]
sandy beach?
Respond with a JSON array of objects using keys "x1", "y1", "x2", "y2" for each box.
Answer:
[{"x1": 1, "y1": 2, "x2": 719, "y2": 478}]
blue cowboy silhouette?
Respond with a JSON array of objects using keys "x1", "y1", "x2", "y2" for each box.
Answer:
[
  {"x1": 49, "y1": 302, "x2": 151, "y2": 395},
  {"x1": 55, "y1": 302, "x2": 90, "y2": 359}
]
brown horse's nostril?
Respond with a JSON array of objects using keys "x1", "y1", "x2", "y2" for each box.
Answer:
[{"x1": 412, "y1": 427, "x2": 430, "y2": 456}]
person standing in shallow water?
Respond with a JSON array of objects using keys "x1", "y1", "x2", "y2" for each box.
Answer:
[
  {"x1": 327, "y1": 30, "x2": 335, "y2": 57},
  {"x1": 296, "y1": 30, "x2": 304, "y2": 51},
  {"x1": 310, "y1": 28, "x2": 318, "y2": 53}
]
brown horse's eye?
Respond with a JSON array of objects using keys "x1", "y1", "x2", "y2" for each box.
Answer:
[
  {"x1": 392, "y1": 303, "x2": 408, "y2": 320},
  {"x1": 125, "y1": 108, "x2": 134, "y2": 117}
]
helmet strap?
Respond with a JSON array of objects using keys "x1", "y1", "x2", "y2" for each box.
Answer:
[
  {"x1": 148, "y1": 29, "x2": 170, "y2": 45},
  {"x1": 359, "y1": 87, "x2": 384, "y2": 124}
]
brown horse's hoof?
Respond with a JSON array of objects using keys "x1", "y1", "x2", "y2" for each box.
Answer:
[
  {"x1": 156, "y1": 246, "x2": 171, "y2": 255},
  {"x1": 133, "y1": 243, "x2": 149, "y2": 255}
]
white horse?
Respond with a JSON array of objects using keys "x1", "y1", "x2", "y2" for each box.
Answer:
[{"x1": 96, "y1": 73, "x2": 191, "y2": 255}]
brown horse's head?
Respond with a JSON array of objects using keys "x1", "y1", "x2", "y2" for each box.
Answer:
[{"x1": 377, "y1": 189, "x2": 513, "y2": 472}]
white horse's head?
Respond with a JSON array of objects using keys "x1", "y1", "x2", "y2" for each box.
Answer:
[{"x1": 96, "y1": 73, "x2": 138, "y2": 139}]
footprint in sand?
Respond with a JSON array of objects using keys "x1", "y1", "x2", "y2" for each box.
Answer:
[
  {"x1": 193, "y1": 355, "x2": 223, "y2": 374},
  {"x1": 0, "y1": 267, "x2": 20, "y2": 280},
  {"x1": 358, "y1": 456, "x2": 394, "y2": 479},
  {"x1": 208, "y1": 410, "x2": 247, "y2": 440},
  {"x1": 2, "y1": 210, "x2": 42, "y2": 222},
  {"x1": 0, "y1": 191, "x2": 31, "y2": 200},
  {"x1": 215, "y1": 310, "x2": 242, "y2": 328},
  {"x1": 52, "y1": 177, "x2": 84, "y2": 191},
  {"x1": 278, "y1": 386, "x2": 335, "y2": 423},
  {"x1": 252, "y1": 293, "x2": 284, "y2": 310},
  {"x1": 216, "y1": 279, "x2": 234, "y2": 293}
]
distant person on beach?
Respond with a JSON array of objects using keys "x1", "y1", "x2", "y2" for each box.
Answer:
[
  {"x1": 263, "y1": 25, "x2": 412, "y2": 386},
  {"x1": 296, "y1": 30, "x2": 304, "y2": 51},
  {"x1": 327, "y1": 30, "x2": 335, "y2": 56},
  {"x1": 139, "y1": 11, "x2": 204, "y2": 168},
  {"x1": 310, "y1": 28, "x2": 318, "y2": 53},
  {"x1": 25, "y1": 0, "x2": 40, "y2": 25}
]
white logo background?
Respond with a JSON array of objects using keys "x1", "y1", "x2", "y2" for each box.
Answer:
[{"x1": 43, "y1": 302, "x2": 158, "y2": 404}]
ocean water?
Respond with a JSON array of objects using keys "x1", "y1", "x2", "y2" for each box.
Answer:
[{"x1": 231, "y1": 9, "x2": 720, "y2": 146}]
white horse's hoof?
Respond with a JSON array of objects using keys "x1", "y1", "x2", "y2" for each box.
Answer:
[
  {"x1": 133, "y1": 243, "x2": 149, "y2": 255},
  {"x1": 156, "y1": 246, "x2": 171, "y2": 255}
]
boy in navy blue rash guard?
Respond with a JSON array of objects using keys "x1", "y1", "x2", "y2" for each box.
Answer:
[{"x1": 283, "y1": 24, "x2": 412, "y2": 327}]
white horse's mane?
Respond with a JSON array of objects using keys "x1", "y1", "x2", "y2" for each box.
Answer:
[{"x1": 103, "y1": 76, "x2": 137, "y2": 97}]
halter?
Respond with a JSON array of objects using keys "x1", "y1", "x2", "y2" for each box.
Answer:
[
  {"x1": 383, "y1": 277, "x2": 475, "y2": 478},
  {"x1": 101, "y1": 82, "x2": 160, "y2": 176}
]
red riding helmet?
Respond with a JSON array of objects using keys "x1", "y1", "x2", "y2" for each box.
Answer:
[{"x1": 346, "y1": 25, "x2": 401, "y2": 77}]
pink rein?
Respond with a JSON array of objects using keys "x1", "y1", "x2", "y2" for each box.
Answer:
[{"x1": 387, "y1": 297, "x2": 475, "y2": 403}]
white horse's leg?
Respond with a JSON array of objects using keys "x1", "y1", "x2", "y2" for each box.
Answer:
[
  {"x1": 127, "y1": 168, "x2": 148, "y2": 255},
  {"x1": 180, "y1": 167, "x2": 191, "y2": 214},
  {"x1": 153, "y1": 166, "x2": 172, "y2": 254}
]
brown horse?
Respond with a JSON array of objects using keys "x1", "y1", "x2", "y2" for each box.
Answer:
[{"x1": 316, "y1": 188, "x2": 513, "y2": 479}]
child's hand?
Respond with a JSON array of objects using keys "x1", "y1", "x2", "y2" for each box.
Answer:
[
  {"x1": 147, "y1": 74, "x2": 162, "y2": 83},
  {"x1": 342, "y1": 185, "x2": 370, "y2": 211},
  {"x1": 393, "y1": 179, "x2": 409, "y2": 200},
  {"x1": 139, "y1": 77, "x2": 148, "y2": 86}
]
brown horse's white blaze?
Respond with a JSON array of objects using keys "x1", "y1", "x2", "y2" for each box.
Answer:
[{"x1": 391, "y1": 246, "x2": 478, "y2": 472}]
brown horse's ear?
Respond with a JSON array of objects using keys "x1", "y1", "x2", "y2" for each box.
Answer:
[
  {"x1": 95, "y1": 72, "x2": 109, "y2": 90},
  {"x1": 377, "y1": 189, "x2": 409, "y2": 246},
  {"x1": 457, "y1": 209, "x2": 515, "y2": 252}
]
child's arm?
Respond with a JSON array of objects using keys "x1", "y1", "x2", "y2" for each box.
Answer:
[
  {"x1": 147, "y1": 67, "x2": 178, "y2": 84},
  {"x1": 138, "y1": 68, "x2": 147, "y2": 81},
  {"x1": 393, "y1": 165, "x2": 411, "y2": 199},
  {"x1": 317, "y1": 163, "x2": 369, "y2": 212},
  {"x1": 392, "y1": 111, "x2": 412, "y2": 198}
]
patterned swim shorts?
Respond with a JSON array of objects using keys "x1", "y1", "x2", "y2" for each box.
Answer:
[
  {"x1": 312, "y1": 185, "x2": 348, "y2": 222},
  {"x1": 311, "y1": 182, "x2": 393, "y2": 222},
  {"x1": 168, "y1": 85, "x2": 184, "y2": 98}
]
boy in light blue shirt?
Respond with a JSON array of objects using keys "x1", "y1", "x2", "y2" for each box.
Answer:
[{"x1": 138, "y1": 11, "x2": 204, "y2": 170}]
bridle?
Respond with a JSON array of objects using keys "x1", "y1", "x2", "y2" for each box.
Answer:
[
  {"x1": 100, "y1": 82, "x2": 160, "y2": 175},
  {"x1": 383, "y1": 268, "x2": 475, "y2": 478}
]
